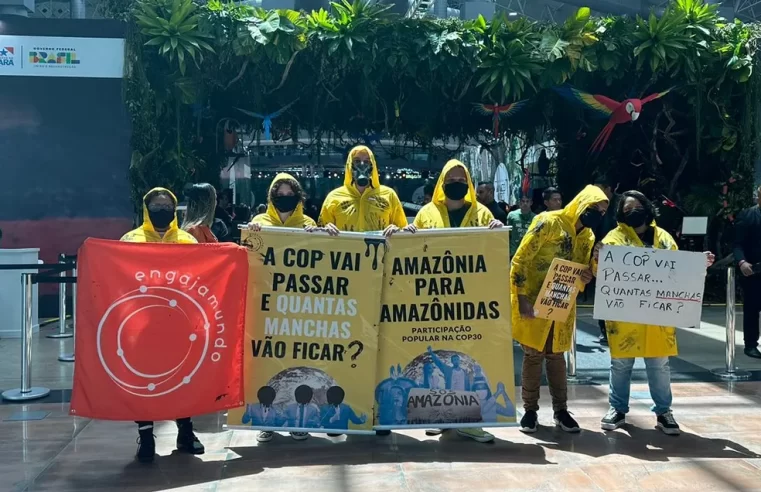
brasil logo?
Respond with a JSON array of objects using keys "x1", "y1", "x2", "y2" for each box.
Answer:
[{"x1": 29, "y1": 48, "x2": 80, "y2": 66}]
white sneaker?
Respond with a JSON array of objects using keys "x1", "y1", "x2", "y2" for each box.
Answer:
[
  {"x1": 256, "y1": 431, "x2": 274, "y2": 443},
  {"x1": 290, "y1": 432, "x2": 309, "y2": 441},
  {"x1": 456, "y1": 427, "x2": 494, "y2": 443}
]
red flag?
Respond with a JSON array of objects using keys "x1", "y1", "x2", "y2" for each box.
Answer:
[{"x1": 70, "y1": 238, "x2": 248, "y2": 421}]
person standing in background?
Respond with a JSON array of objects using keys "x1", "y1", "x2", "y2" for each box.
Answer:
[
  {"x1": 477, "y1": 182, "x2": 508, "y2": 224},
  {"x1": 543, "y1": 187, "x2": 563, "y2": 212},
  {"x1": 121, "y1": 187, "x2": 205, "y2": 463},
  {"x1": 182, "y1": 183, "x2": 218, "y2": 243},
  {"x1": 733, "y1": 185, "x2": 761, "y2": 359},
  {"x1": 423, "y1": 183, "x2": 434, "y2": 205},
  {"x1": 592, "y1": 175, "x2": 620, "y2": 345},
  {"x1": 506, "y1": 195, "x2": 535, "y2": 258}
]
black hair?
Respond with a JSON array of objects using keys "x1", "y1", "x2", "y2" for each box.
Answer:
[
  {"x1": 257, "y1": 386, "x2": 276, "y2": 406},
  {"x1": 593, "y1": 174, "x2": 617, "y2": 189},
  {"x1": 616, "y1": 190, "x2": 658, "y2": 223},
  {"x1": 326, "y1": 386, "x2": 345, "y2": 405},
  {"x1": 542, "y1": 187, "x2": 560, "y2": 201},
  {"x1": 294, "y1": 384, "x2": 313, "y2": 404},
  {"x1": 477, "y1": 181, "x2": 493, "y2": 188},
  {"x1": 424, "y1": 183, "x2": 435, "y2": 196},
  {"x1": 218, "y1": 189, "x2": 233, "y2": 202}
]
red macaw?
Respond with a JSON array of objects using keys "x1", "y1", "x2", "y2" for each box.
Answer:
[
  {"x1": 521, "y1": 167, "x2": 531, "y2": 197},
  {"x1": 554, "y1": 86, "x2": 672, "y2": 153},
  {"x1": 473, "y1": 100, "x2": 527, "y2": 137}
]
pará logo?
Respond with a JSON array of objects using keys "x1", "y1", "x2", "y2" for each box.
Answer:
[{"x1": 0, "y1": 47, "x2": 15, "y2": 67}]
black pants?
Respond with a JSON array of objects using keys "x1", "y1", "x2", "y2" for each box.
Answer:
[
  {"x1": 136, "y1": 417, "x2": 191, "y2": 429},
  {"x1": 741, "y1": 276, "x2": 761, "y2": 349},
  {"x1": 598, "y1": 320, "x2": 606, "y2": 336}
]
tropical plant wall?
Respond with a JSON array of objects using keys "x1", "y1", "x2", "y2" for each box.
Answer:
[{"x1": 116, "y1": 0, "x2": 761, "y2": 253}]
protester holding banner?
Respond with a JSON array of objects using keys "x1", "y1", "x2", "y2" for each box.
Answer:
[
  {"x1": 182, "y1": 183, "x2": 219, "y2": 243},
  {"x1": 120, "y1": 187, "x2": 205, "y2": 462},
  {"x1": 399, "y1": 159, "x2": 503, "y2": 443},
  {"x1": 246, "y1": 173, "x2": 318, "y2": 442},
  {"x1": 592, "y1": 190, "x2": 714, "y2": 435},
  {"x1": 318, "y1": 145, "x2": 408, "y2": 236},
  {"x1": 511, "y1": 185, "x2": 608, "y2": 434},
  {"x1": 248, "y1": 173, "x2": 317, "y2": 232}
]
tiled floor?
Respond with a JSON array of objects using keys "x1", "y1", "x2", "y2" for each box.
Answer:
[
  {"x1": 4, "y1": 383, "x2": 761, "y2": 492},
  {"x1": 3, "y1": 312, "x2": 761, "y2": 491}
]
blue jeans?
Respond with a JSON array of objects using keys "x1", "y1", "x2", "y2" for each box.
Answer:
[{"x1": 609, "y1": 357, "x2": 672, "y2": 416}]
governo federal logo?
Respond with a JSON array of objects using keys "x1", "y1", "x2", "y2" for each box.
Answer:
[{"x1": 96, "y1": 269, "x2": 230, "y2": 398}]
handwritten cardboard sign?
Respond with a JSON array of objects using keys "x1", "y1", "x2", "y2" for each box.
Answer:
[
  {"x1": 533, "y1": 259, "x2": 587, "y2": 322},
  {"x1": 593, "y1": 245, "x2": 707, "y2": 328}
]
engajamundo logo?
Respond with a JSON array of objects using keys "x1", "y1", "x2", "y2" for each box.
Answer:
[{"x1": 96, "y1": 269, "x2": 229, "y2": 397}]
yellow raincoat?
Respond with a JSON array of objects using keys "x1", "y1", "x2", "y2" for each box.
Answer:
[
  {"x1": 413, "y1": 159, "x2": 494, "y2": 228},
  {"x1": 592, "y1": 222, "x2": 678, "y2": 358},
  {"x1": 318, "y1": 146, "x2": 408, "y2": 232},
  {"x1": 250, "y1": 173, "x2": 317, "y2": 228},
  {"x1": 511, "y1": 185, "x2": 609, "y2": 352},
  {"x1": 121, "y1": 187, "x2": 197, "y2": 244}
]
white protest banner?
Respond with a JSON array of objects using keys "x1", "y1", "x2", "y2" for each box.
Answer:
[{"x1": 593, "y1": 245, "x2": 707, "y2": 328}]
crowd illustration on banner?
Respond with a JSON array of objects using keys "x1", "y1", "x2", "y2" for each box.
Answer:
[{"x1": 66, "y1": 146, "x2": 718, "y2": 464}]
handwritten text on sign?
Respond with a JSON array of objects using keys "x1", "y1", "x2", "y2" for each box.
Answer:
[
  {"x1": 533, "y1": 259, "x2": 586, "y2": 322},
  {"x1": 593, "y1": 246, "x2": 707, "y2": 328}
]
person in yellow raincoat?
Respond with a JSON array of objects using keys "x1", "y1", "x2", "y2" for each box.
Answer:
[
  {"x1": 400, "y1": 159, "x2": 504, "y2": 443},
  {"x1": 120, "y1": 187, "x2": 204, "y2": 463},
  {"x1": 592, "y1": 190, "x2": 714, "y2": 435},
  {"x1": 511, "y1": 184, "x2": 609, "y2": 434},
  {"x1": 318, "y1": 145, "x2": 408, "y2": 235},
  {"x1": 249, "y1": 173, "x2": 317, "y2": 231},
  {"x1": 247, "y1": 173, "x2": 317, "y2": 442}
]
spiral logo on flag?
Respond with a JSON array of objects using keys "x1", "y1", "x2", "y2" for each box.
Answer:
[{"x1": 96, "y1": 270, "x2": 229, "y2": 398}]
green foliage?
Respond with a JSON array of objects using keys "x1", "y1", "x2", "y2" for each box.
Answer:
[
  {"x1": 136, "y1": 0, "x2": 214, "y2": 75},
  {"x1": 121, "y1": 0, "x2": 761, "y2": 222}
]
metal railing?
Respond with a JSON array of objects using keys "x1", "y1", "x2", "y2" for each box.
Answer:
[
  {"x1": 566, "y1": 319, "x2": 591, "y2": 384},
  {"x1": 57, "y1": 255, "x2": 78, "y2": 363},
  {"x1": 0, "y1": 264, "x2": 76, "y2": 401},
  {"x1": 46, "y1": 254, "x2": 76, "y2": 340},
  {"x1": 711, "y1": 267, "x2": 752, "y2": 380}
]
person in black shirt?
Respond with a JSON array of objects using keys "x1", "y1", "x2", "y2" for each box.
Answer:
[
  {"x1": 423, "y1": 183, "x2": 434, "y2": 205},
  {"x1": 733, "y1": 186, "x2": 761, "y2": 358},
  {"x1": 476, "y1": 182, "x2": 508, "y2": 224}
]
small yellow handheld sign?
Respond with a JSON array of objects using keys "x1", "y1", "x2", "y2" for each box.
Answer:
[{"x1": 533, "y1": 258, "x2": 587, "y2": 322}]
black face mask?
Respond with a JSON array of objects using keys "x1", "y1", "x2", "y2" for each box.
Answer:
[
  {"x1": 579, "y1": 207, "x2": 603, "y2": 229},
  {"x1": 148, "y1": 208, "x2": 174, "y2": 229},
  {"x1": 272, "y1": 195, "x2": 299, "y2": 213},
  {"x1": 443, "y1": 182, "x2": 469, "y2": 201},
  {"x1": 623, "y1": 208, "x2": 650, "y2": 228}
]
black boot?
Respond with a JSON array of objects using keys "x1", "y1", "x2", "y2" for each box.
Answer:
[
  {"x1": 136, "y1": 424, "x2": 156, "y2": 463},
  {"x1": 176, "y1": 419, "x2": 205, "y2": 455}
]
